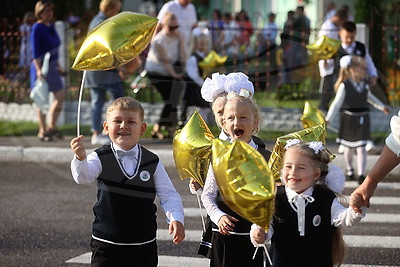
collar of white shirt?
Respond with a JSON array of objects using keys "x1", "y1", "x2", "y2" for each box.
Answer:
[{"x1": 285, "y1": 186, "x2": 314, "y2": 203}]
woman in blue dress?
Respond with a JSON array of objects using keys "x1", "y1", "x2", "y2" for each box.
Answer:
[{"x1": 30, "y1": 0, "x2": 64, "y2": 141}]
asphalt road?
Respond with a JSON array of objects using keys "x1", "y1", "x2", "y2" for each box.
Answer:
[{"x1": 1, "y1": 161, "x2": 400, "y2": 266}]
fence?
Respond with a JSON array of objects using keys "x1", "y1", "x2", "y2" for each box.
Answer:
[{"x1": 0, "y1": 17, "x2": 399, "y2": 105}]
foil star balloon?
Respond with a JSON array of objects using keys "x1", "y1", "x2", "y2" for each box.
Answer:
[
  {"x1": 212, "y1": 139, "x2": 275, "y2": 230},
  {"x1": 268, "y1": 123, "x2": 334, "y2": 182},
  {"x1": 306, "y1": 35, "x2": 340, "y2": 60},
  {"x1": 300, "y1": 101, "x2": 326, "y2": 129},
  {"x1": 198, "y1": 50, "x2": 228, "y2": 78},
  {"x1": 173, "y1": 111, "x2": 215, "y2": 187},
  {"x1": 71, "y1": 12, "x2": 158, "y2": 71}
]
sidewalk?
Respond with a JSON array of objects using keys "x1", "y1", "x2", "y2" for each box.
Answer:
[{"x1": 1, "y1": 135, "x2": 400, "y2": 177}]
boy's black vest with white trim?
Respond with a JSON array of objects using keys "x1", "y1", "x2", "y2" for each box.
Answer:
[
  {"x1": 213, "y1": 146, "x2": 272, "y2": 233},
  {"x1": 92, "y1": 144, "x2": 159, "y2": 243},
  {"x1": 271, "y1": 185, "x2": 336, "y2": 266}
]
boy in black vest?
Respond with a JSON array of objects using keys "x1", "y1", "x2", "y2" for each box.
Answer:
[
  {"x1": 70, "y1": 97, "x2": 185, "y2": 267},
  {"x1": 338, "y1": 21, "x2": 378, "y2": 87}
]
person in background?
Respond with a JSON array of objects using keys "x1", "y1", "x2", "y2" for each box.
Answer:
[
  {"x1": 209, "y1": 9, "x2": 224, "y2": 53},
  {"x1": 181, "y1": 27, "x2": 211, "y2": 125},
  {"x1": 318, "y1": 9, "x2": 348, "y2": 110},
  {"x1": 236, "y1": 9, "x2": 253, "y2": 49},
  {"x1": 30, "y1": 0, "x2": 65, "y2": 141},
  {"x1": 221, "y1": 12, "x2": 239, "y2": 58},
  {"x1": 324, "y1": 1, "x2": 336, "y2": 22},
  {"x1": 19, "y1": 11, "x2": 34, "y2": 82},
  {"x1": 85, "y1": 0, "x2": 141, "y2": 145},
  {"x1": 156, "y1": 0, "x2": 197, "y2": 50},
  {"x1": 325, "y1": 56, "x2": 389, "y2": 184},
  {"x1": 145, "y1": 12, "x2": 187, "y2": 139},
  {"x1": 280, "y1": 10, "x2": 295, "y2": 84}
]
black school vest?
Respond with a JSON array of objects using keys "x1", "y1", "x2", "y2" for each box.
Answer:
[
  {"x1": 341, "y1": 79, "x2": 369, "y2": 112},
  {"x1": 213, "y1": 146, "x2": 272, "y2": 233},
  {"x1": 334, "y1": 41, "x2": 366, "y2": 75},
  {"x1": 92, "y1": 144, "x2": 159, "y2": 244},
  {"x1": 271, "y1": 185, "x2": 336, "y2": 267}
]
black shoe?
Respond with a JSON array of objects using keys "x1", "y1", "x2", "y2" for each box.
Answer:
[
  {"x1": 358, "y1": 175, "x2": 365, "y2": 184},
  {"x1": 346, "y1": 174, "x2": 355, "y2": 181}
]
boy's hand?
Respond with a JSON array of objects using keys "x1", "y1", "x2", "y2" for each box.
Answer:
[
  {"x1": 251, "y1": 227, "x2": 266, "y2": 244},
  {"x1": 217, "y1": 215, "x2": 238, "y2": 235},
  {"x1": 70, "y1": 135, "x2": 86, "y2": 161},
  {"x1": 169, "y1": 220, "x2": 185, "y2": 244}
]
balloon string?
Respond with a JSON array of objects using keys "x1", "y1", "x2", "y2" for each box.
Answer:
[
  {"x1": 252, "y1": 244, "x2": 272, "y2": 266},
  {"x1": 77, "y1": 71, "x2": 86, "y2": 137},
  {"x1": 196, "y1": 191, "x2": 206, "y2": 232}
]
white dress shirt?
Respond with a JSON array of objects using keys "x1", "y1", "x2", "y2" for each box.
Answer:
[
  {"x1": 251, "y1": 185, "x2": 366, "y2": 245},
  {"x1": 325, "y1": 81, "x2": 387, "y2": 122},
  {"x1": 201, "y1": 139, "x2": 258, "y2": 225},
  {"x1": 186, "y1": 51, "x2": 205, "y2": 87},
  {"x1": 71, "y1": 143, "x2": 184, "y2": 225},
  {"x1": 157, "y1": 0, "x2": 197, "y2": 48}
]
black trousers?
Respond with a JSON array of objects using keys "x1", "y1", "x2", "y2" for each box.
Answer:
[
  {"x1": 319, "y1": 74, "x2": 334, "y2": 110},
  {"x1": 147, "y1": 72, "x2": 181, "y2": 128},
  {"x1": 90, "y1": 238, "x2": 158, "y2": 267}
]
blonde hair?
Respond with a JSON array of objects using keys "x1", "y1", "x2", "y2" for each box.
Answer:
[
  {"x1": 99, "y1": 0, "x2": 121, "y2": 13},
  {"x1": 34, "y1": 0, "x2": 54, "y2": 19},
  {"x1": 224, "y1": 94, "x2": 261, "y2": 134},
  {"x1": 284, "y1": 142, "x2": 346, "y2": 266},
  {"x1": 334, "y1": 55, "x2": 367, "y2": 92},
  {"x1": 162, "y1": 12, "x2": 177, "y2": 25},
  {"x1": 107, "y1": 97, "x2": 144, "y2": 121}
]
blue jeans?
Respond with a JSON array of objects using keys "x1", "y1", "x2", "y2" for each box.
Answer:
[{"x1": 90, "y1": 83, "x2": 124, "y2": 133}]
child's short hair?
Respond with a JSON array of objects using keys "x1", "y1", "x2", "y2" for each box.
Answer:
[
  {"x1": 107, "y1": 97, "x2": 144, "y2": 121},
  {"x1": 284, "y1": 141, "x2": 330, "y2": 181},
  {"x1": 334, "y1": 9, "x2": 348, "y2": 20},
  {"x1": 225, "y1": 93, "x2": 261, "y2": 134},
  {"x1": 341, "y1": 21, "x2": 356, "y2": 33},
  {"x1": 99, "y1": 0, "x2": 121, "y2": 12}
]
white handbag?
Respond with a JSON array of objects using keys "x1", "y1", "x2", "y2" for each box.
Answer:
[{"x1": 30, "y1": 52, "x2": 50, "y2": 111}]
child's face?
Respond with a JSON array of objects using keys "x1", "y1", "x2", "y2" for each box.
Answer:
[
  {"x1": 339, "y1": 29, "x2": 356, "y2": 47},
  {"x1": 282, "y1": 147, "x2": 321, "y2": 193},
  {"x1": 103, "y1": 109, "x2": 146, "y2": 150},
  {"x1": 212, "y1": 96, "x2": 227, "y2": 128},
  {"x1": 196, "y1": 38, "x2": 209, "y2": 53},
  {"x1": 222, "y1": 98, "x2": 256, "y2": 143}
]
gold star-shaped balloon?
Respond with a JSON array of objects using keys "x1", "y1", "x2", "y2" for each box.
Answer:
[
  {"x1": 72, "y1": 12, "x2": 158, "y2": 71},
  {"x1": 306, "y1": 35, "x2": 341, "y2": 60},
  {"x1": 268, "y1": 123, "x2": 334, "y2": 182},
  {"x1": 173, "y1": 111, "x2": 215, "y2": 187},
  {"x1": 212, "y1": 139, "x2": 275, "y2": 230},
  {"x1": 300, "y1": 101, "x2": 326, "y2": 129},
  {"x1": 198, "y1": 50, "x2": 228, "y2": 78}
]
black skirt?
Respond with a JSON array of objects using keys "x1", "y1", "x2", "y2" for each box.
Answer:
[
  {"x1": 338, "y1": 111, "x2": 370, "y2": 147},
  {"x1": 209, "y1": 230, "x2": 263, "y2": 267}
]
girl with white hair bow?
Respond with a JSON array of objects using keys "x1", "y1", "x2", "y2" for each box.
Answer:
[{"x1": 325, "y1": 55, "x2": 389, "y2": 184}]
